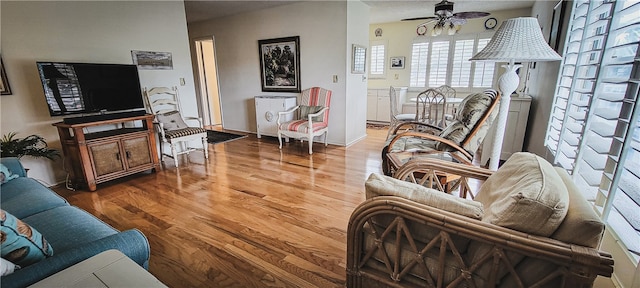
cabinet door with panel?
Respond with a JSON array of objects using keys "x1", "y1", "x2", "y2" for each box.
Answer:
[
  {"x1": 122, "y1": 135, "x2": 152, "y2": 169},
  {"x1": 367, "y1": 94, "x2": 378, "y2": 120},
  {"x1": 88, "y1": 141, "x2": 125, "y2": 178}
]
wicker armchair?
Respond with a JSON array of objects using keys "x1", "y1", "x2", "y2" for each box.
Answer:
[
  {"x1": 382, "y1": 89, "x2": 500, "y2": 176},
  {"x1": 348, "y1": 153, "x2": 614, "y2": 288}
]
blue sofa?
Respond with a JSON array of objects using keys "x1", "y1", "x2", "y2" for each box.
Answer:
[{"x1": 0, "y1": 157, "x2": 150, "y2": 288}]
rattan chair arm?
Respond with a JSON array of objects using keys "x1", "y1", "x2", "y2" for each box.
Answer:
[
  {"x1": 394, "y1": 157, "x2": 493, "y2": 181},
  {"x1": 347, "y1": 196, "x2": 614, "y2": 288},
  {"x1": 390, "y1": 121, "x2": 443, "y2": 136},
  {"x1": 387, "y1": 131, "x2": 473, "y2": 160}
]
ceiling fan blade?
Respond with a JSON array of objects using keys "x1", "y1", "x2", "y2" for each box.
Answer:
[
  {"x1": 450, "y1": 18, "x2": 467, "y2": 25},
  {"x1": 452, "y1": 11, "x2": 491, "y2": 19},
  {"x1": 402, "y1": 16, "x2": 438, "y2": 21},
  {"x1": 418, "y1": 19, "x2": 438, "y2": 27}
]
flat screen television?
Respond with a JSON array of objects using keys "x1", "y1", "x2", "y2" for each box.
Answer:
[{"x1": 36, "y1": 62, "x2": 145, "y2": 118}]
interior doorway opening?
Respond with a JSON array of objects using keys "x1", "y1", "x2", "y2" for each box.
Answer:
[{"x1": 194, "y1": 37, "x2": 222, "y2": 128}]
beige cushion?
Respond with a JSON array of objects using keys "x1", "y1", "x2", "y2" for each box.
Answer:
[
  {"x1": 475, "y1": 152, "x2": 570, "y2": 236},
  {"x1": 365, "y1": 173, "x2": 483, "y2": 251},
  {"x1": 365, "y1": 173, "x2": 483, "y2": 219},
  {"x1": 551, "y1": 167, "x2": 604, "y2": 248},
  {"x1": 498, "y1": 168, "x2": 605, "y2": 287},
  {"x1": 467, "y1": 153, "x2": 570, "y2": 284}
]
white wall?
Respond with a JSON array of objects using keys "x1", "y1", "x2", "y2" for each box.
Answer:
[
  {"x1": 346, "y1": 1, "x2": 370, "y2": 145},
  {"x1": 525, "y1": 1, "x2": 565, "y2": 162},
  {"x1": 0, "y1": 1, "x2": 196, "y2": 186},
  {"x1": 188, "y1": 1, "x2": 369, "y2": 146}
]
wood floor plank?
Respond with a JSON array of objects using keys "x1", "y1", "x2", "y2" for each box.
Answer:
[{"x1": 52, "y1": 127, "x2": 392, "y2": 287}]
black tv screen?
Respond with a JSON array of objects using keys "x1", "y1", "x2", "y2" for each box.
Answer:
[{"x1": 36, "y1": 62, "x2": 145, "y2": 117}]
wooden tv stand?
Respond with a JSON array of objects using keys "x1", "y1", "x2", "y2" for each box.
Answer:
[{"x1": 53, "y1": 114, "x2": 160, "y2": 191}]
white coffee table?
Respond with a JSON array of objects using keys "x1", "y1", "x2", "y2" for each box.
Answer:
[{"x1": 29, "y1": 250, "x2": 167, "y2": 288}]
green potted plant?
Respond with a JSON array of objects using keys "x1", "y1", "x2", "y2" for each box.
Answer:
[{"x1": 0, "y1": 132, "x2": 60, "y2": 160}]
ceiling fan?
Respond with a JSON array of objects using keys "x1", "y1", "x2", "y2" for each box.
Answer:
[{"x1": 402, "y1": 0, "x2": 490, "y2": 36}]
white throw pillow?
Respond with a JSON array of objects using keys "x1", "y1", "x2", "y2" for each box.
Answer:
[
  {"x1": 156, "y1": 111, "x2": 188, "y2": 131},
  {"x1": 1, "y1": 258, "x2": 19, "y2": 276}
]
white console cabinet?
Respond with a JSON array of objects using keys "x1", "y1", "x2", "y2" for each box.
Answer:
[
  {"x1": 481, "y1": 95, "x2": 532, "y2": 165},
  {"x1": 255, "y1": 96, "x2": 297, "y2": 138},
  {"x1": 367, "y1": 88, "x2": 407, "y2": 123}
]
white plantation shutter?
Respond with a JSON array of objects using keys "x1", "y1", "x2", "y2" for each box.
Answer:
[
  {"x1": 545, "y1": 0, "x2": 640, "y2": 261},
  {"x1": 451, "y1": 39, "x2": 474, "y2": 87},
  {"x1": 410, "y1": 42, "x2": 429, "y2": 87},
  {"x1": 409, "y1": 34, "x2": 495, "y2": 90},
  {"x1": 428, "y1": 41, "x2": 449, "y2": 87},
  {"x1": 472, "y1": 38, "x2": 495, "y2": 87},
  {"x1": 370, "y1": 42, "x2": 385, "y2": 77}
]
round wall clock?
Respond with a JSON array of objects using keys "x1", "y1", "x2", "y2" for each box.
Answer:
[
  {"x1": 375, "y1": 28, "x2": 383, "y2": 37},
  {"x1": 484, "y1": 17, "x2": 498, "y2": 30},
  {"x1": 416, "y1": 26, "x2": 427, "y2": 36}
]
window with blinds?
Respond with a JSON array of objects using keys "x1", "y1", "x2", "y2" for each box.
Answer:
[
  {"x1": 473, "y1": 39, "x2": 495, "y2": 87},
  {"x1": 369, "y1": 42, "x2": 386, "y2": 77},
  {"x1": 451, "y1": 39, "x2": 474, "y2": 87},
  {"x1": 409, "y1": 34, "x2": 494, "y2": 90},
  {"x1": 429, "y1": 41, "x2": 450, "y2": 87},
  {"x1": 545, "y1": 0, "x2": 640, "y2": 261},
  {"x1": 410, "y1": 43, "x2": 429, "y2": 87}
]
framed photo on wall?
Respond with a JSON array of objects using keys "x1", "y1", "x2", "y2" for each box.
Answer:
[
  {"x1": 258, "y1": 36, "x2": 301, "y2": 92},
  {"x1": 131, "y1": 50, "x2": 173, "y2": 70},
  {"x1": 1, "y1": 58, "x2": 12, "y2": 95},
  {"x1": 390, "y1": 56, "x2": 405, "y2": 69}
]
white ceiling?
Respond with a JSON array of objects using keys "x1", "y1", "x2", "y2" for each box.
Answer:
[{"x1": 184, "y1": 0, "x2": 536, "y2": 24}]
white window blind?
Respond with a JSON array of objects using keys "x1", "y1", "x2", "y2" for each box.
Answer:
[
  {"x1": 429, "y1": 41, "x2": 450, "y2": 87},
  {"x1": 369, "y1": 43, "x2": 385, "y2": 77},
  {"x1": 451, "y1": 39, "x2": 474, "y2": 87},
  {"x1": 410, "y1": 42, "x2": 429, "y2": 87},
  {"x1": 409, "y1": 34, "x2": 495, "y2": 90},
  {"x1": 545, "y1": 0, "x2": 640, "y2": 261},
  {"x1": 472, "y1": 38, "x2": 495, "y2": 87}
]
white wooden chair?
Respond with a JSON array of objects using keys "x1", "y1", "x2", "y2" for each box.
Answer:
[
  {"x1": 143, "y1": 87, "x2": 208, "y2": 167},
  {"x1": 277, "y1": 87, "x2": 332, "y2": 154},
  {"x1": 387, "y1": 86, "x2": 415, "y2": 140}
]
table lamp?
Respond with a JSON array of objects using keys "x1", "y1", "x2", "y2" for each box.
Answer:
[{"x1": 470, "y1": 17, "x2": 561, "y2": 170}]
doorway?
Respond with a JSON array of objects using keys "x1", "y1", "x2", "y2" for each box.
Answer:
[{"x1": 194, "y1": 37, "x2": 223, "y2": 128}]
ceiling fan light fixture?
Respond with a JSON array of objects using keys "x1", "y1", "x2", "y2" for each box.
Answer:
[
  {"x1": 432, "y1": 23, "x2": 444, "y2": 36},
  {"x1": 447, "y1": 23, "x2": 459, "y2": 35},
  {"x1": 406, "y1": 0, "x2": 489, "y2": 36}
]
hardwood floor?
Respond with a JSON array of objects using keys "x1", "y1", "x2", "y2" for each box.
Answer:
[{"x1": 53, "y1": 127, "x2": 390, "y2": 287}]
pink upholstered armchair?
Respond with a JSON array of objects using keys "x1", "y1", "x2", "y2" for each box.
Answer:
[{"x1": 277, "y1": 87, "x2": 332, "y2": 154}]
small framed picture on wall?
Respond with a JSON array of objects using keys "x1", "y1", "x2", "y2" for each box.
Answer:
[{"x1": 390, "y1": 56, "x2": 405, "y2": 69}]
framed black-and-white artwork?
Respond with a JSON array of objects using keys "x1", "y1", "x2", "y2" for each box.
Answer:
[
  {"x1": 549, "y1": 0, "x2": 568, "y2": 52},
  {"x1": 0, "y1": 58, "x2": 11, "y2": 95},
  {"x1": 131, "y1": 50, "x2": 173, "y2": 70},
  {"x1": 390, "y1": 56, "x2": 405, "y2": 69},
  {"x1": 352, "y1": 44, "x2": 366, "y2": 74},
  {"x1": 258, "y1": 36, "x2": 301, "y2": 92}
]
